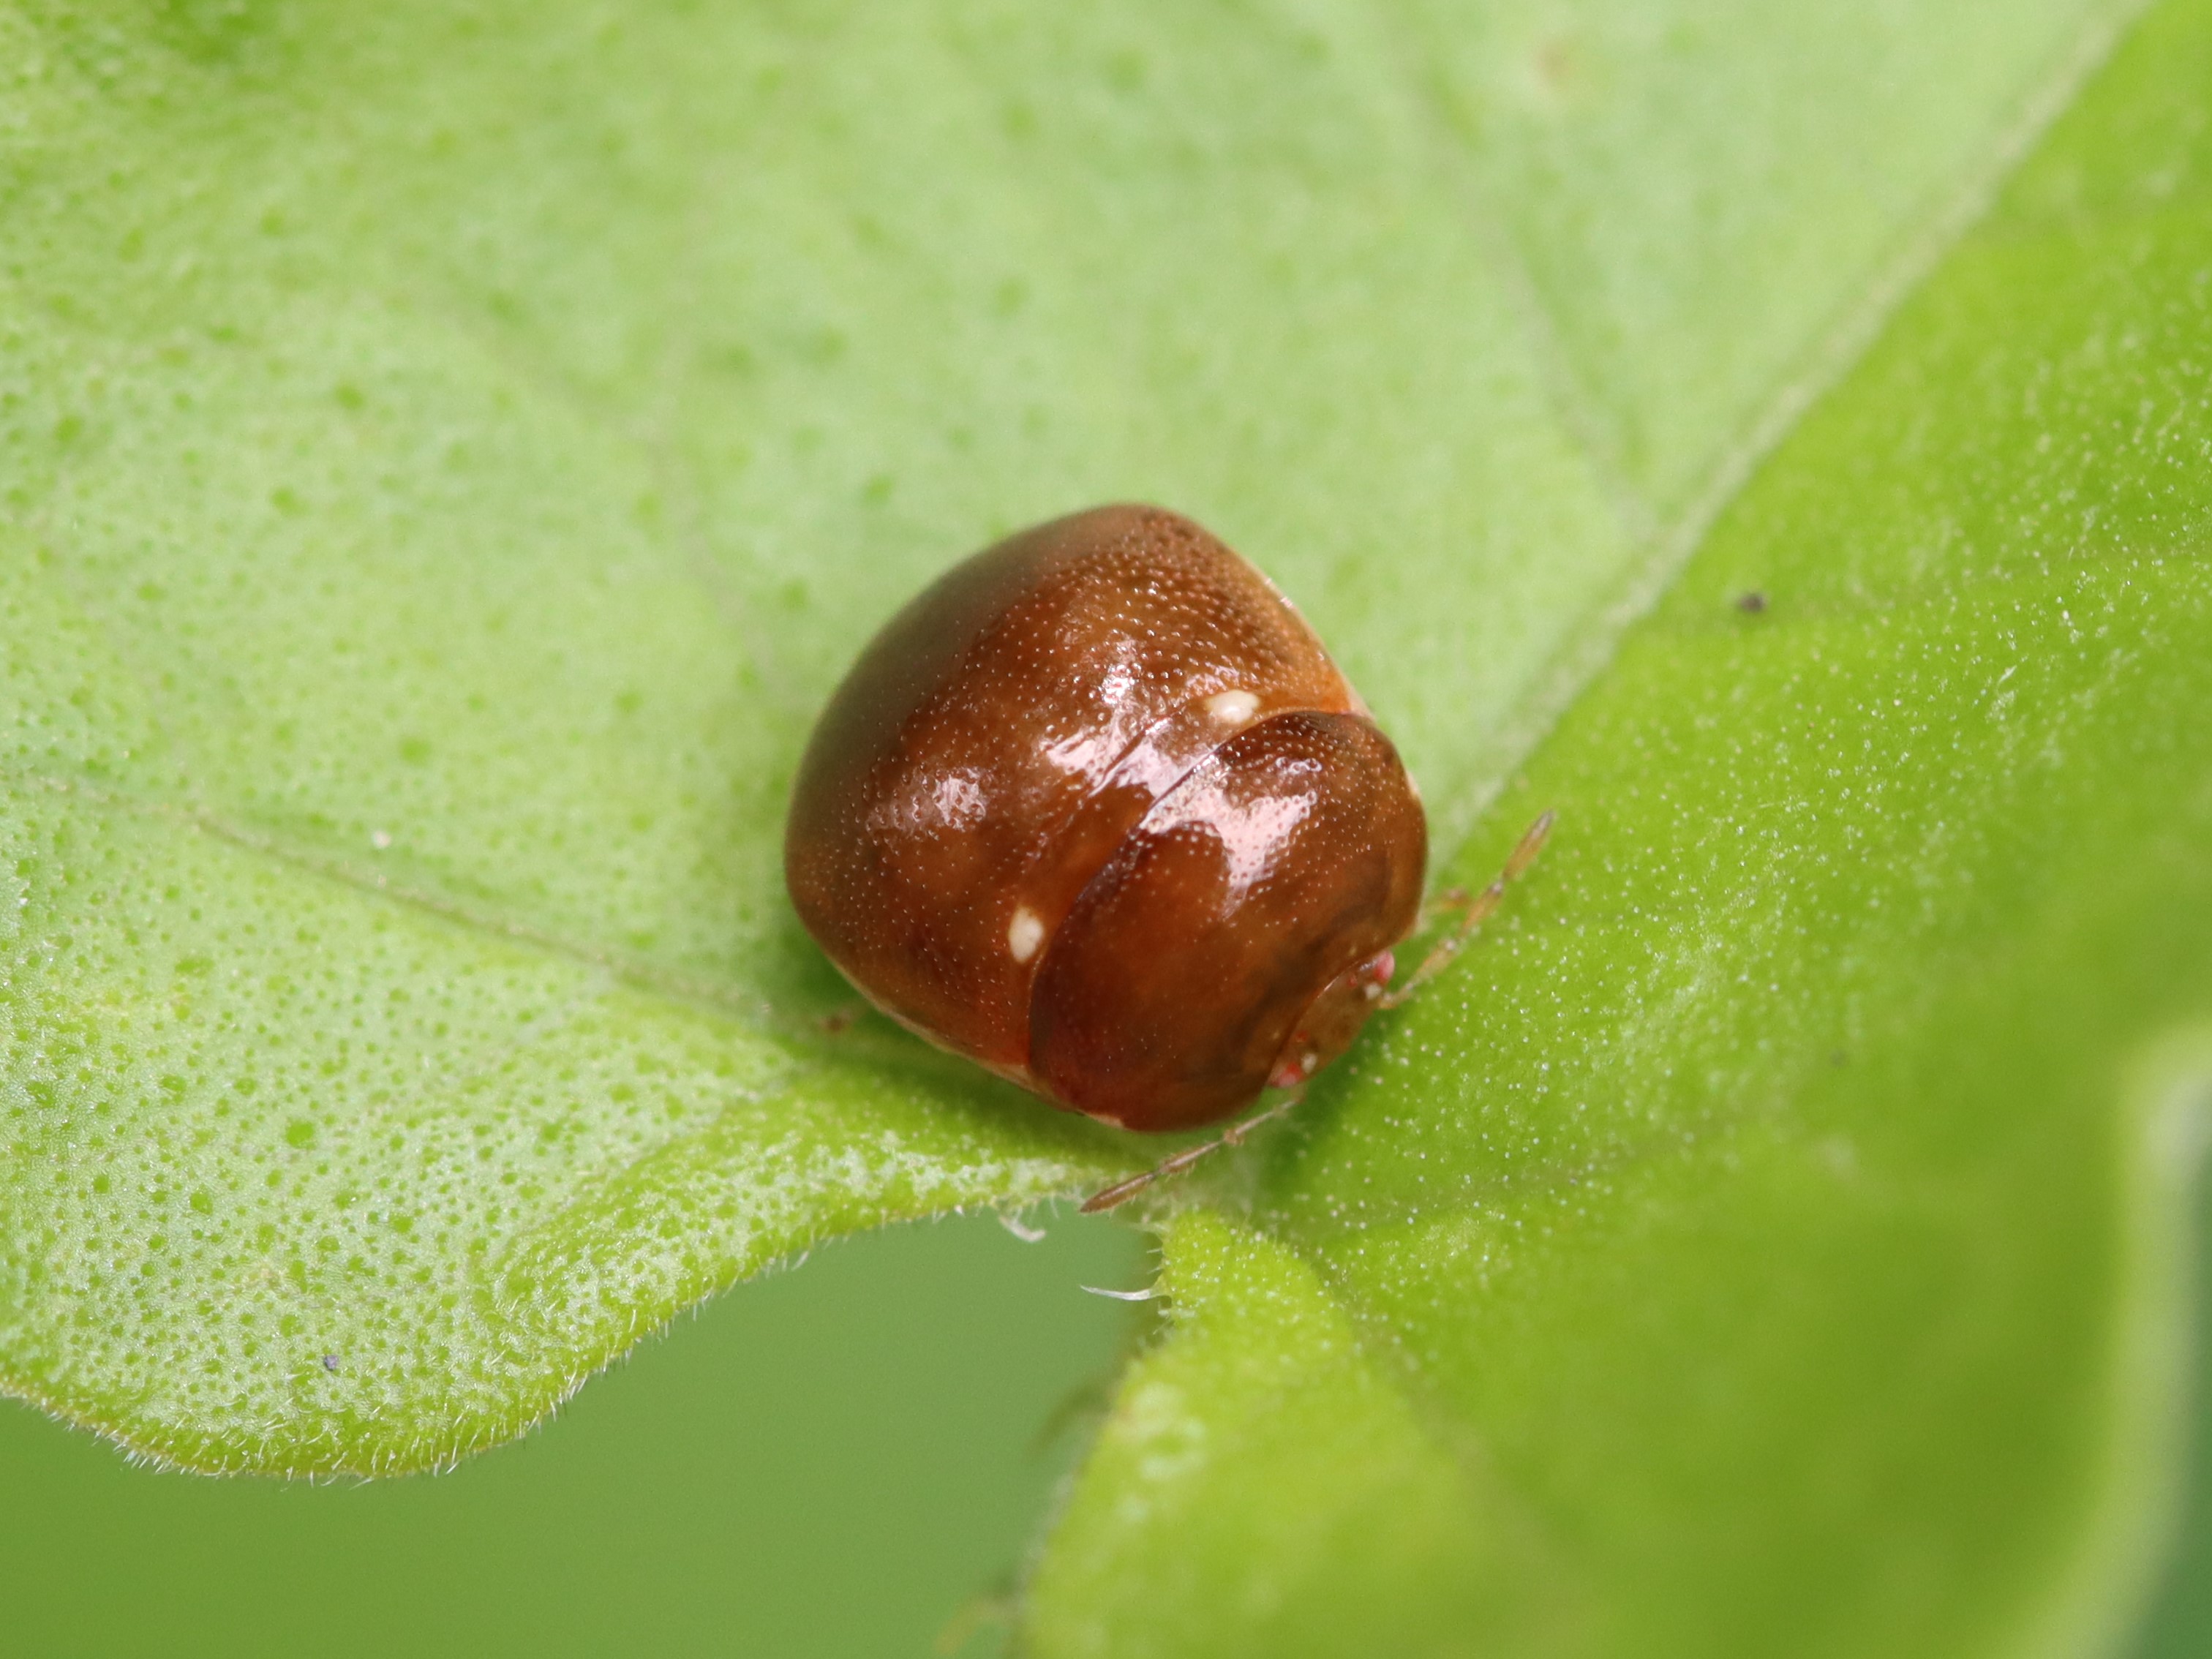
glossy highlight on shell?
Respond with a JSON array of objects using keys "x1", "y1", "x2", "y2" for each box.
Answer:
[{"x1": 784, "y1": 504, "x2": 1426, "y2": 1132}]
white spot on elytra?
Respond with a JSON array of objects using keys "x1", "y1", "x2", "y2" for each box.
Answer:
[
  {"x1": 1007, "y1": 906, "x2": 1045, "y2": 963},
  {"x1": 1205, "y1": 690, "x2": 1259, "y2": 727}
]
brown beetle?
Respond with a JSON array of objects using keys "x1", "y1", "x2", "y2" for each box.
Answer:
[{"x1": 786, "y1": 505, "x2": 1546, "y2": 1206}]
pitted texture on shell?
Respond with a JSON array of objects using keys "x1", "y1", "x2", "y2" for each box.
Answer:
[
  {"x1": 1030, "y1": 711, "x2": 1425, "y2": 1131},
  {"x1": 786, "y1": 505, "x2": 1358, "y2": 1071}
]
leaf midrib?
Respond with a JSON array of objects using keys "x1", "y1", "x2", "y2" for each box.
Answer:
[{"x1": 1404, "y1": 0, "x2": 2154, "y2": 864}]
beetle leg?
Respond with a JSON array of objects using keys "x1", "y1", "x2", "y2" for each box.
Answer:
[
  {"x1": 1079, "y1": 1093, "x2": 1303, "y2": 1214},
  {"x1": 1378, "y1": 810, "x2": 1554, "y2": 1009}
]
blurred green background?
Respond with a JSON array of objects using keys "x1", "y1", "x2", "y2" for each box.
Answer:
[
  {"x1": 2131, "y1": 1165, "x2": 2212, "y2": 1659},
  {"x1": 0, "y1": 1211, "x2": 1143, "y2": 1658},
  {"x1": 4, "y1": 1192, "x2": 2205, "y2": 1656}
]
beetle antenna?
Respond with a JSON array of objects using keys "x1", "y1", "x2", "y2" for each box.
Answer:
[
  {"x1": 1079, "y1": 1091, "x2": 1304, "y2": 1214},
  {"x1": 1379, "y1": 810, "x2": 1554, "y2": 1009}
]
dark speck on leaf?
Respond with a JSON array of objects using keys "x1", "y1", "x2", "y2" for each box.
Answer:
[{"x1": 1736, "y1": 590, "x2": 1769, "y2": 614}]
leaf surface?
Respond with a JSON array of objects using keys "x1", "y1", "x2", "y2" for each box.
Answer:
[
  {"x1": 0, "y1": 0, "x2": 2149, "y2": 1533},
  {"x1": 1028, "y1": 4, "x2": 2212, "y2": 1653}
]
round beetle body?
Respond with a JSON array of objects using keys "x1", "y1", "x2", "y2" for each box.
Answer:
[{"x1": 784, "y1": 505, "x2": 1426, "y2": 1132}]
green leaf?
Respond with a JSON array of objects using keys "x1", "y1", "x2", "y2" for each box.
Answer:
[
  {"x1": 0, "y1": 0, "x2": 2167, "y2": 1600},
  {"x1": 1028, "y1": 3, "x2": 2212, "y2": 1655}
]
